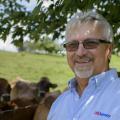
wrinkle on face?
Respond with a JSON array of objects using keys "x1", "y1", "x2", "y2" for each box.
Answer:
[{"x1": 66, "y1": 21, "x2": 108, "y2": 41}]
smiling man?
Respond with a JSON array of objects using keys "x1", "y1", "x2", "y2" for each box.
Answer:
[{"x1": 47, "y1": 10, "x2": 120, "y2": 120}]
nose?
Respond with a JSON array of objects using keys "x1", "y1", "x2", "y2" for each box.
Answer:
[{"x1": 76, "y1": 43, "x2": 87, "y2": 56}]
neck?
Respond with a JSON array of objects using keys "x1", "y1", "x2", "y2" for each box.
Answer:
[{"x1": 76, "y1": 77, "x2": 89, "y2": 95}]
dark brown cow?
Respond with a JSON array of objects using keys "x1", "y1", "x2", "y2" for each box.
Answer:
[
  {"x1": 37, "y1": 77, "x2": 57, "y2": 99},
  {"x1": 0, "y1": 78, "x2": 12, "y2": 112},
  {"x1": 0, "y1": 105, "x2": 37, "y2": 120},
  {"x1": 0, "y1": 78, "x2": 11, "y2": 102}
]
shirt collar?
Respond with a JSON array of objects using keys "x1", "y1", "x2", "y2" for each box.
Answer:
[
  {"x1": 89, "y1": 68, "x2": 118, "y2": 88},
  {"x1": 68, "y1": 68, "x2": 118, "y2": 90},
  {"x1": 68, "y1": 78, "x2": 76, "y2": 89}
]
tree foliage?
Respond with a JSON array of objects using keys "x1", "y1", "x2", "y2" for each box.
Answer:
[
  {"x1": 20, "y1": 37, "x2": 61, "y2": 54},
  {"x1": 0, "y1": 0, "x2": 120, "y2": 53}
]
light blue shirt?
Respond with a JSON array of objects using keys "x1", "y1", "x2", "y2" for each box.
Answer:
[{"x1": 47, "y1": 69, "x2": 120, "y2": 120}]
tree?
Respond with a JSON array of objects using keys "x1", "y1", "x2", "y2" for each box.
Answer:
[
  {"x1": 0, "y1": 0, "x2": 120, "y2": 53},
  {"x1": 20, "y1": 37, "x2": 61, "y2": 54}
]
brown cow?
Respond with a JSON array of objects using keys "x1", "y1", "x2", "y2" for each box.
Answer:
[
  {"x1": 33, "y1": 90, "x2": 61, "y2": 120},
  {"x1": 10, "y1": 80, "x2": 37, "y2": 100},
  {"x1": 0, "y1": 76, "x2": 59, "y2": 120},
  {"x1": 10, "y1": 80, "x2": 38, "y2": 108},
  {"x1": 0, "y1": 79, "x2": 37, "y2": 120},
  {"x1": 10, "y1": 77, "x2": 58, "y2": 107}
]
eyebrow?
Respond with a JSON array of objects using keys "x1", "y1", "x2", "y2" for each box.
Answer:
[{"x1": 64, "y1": 38, "x2": 111, "y2": 42}]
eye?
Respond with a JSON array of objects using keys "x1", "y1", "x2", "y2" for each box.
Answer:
[
  {"x1": 64, "y1": 41, "x2": 79, "y2": 51},
  {"x1": 64, "y1": 41, "x2": 78, "y2": 47},
  {"x1": 84, "y1": 40, "x2": 99, "y2": 49},
  {"x1": 68, "y1": 41, "x2": 78, "y2": 47}
]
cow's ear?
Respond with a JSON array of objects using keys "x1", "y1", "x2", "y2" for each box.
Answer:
[
  {"x1": 7, "y1": 84, "x2": 11, "y2": 93},
  {"x1": 49, "y1": 83, "x2": 57, "y2": 89}
]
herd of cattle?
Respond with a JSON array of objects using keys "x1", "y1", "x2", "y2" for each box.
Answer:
[{"x1": 0, "y1": 77, "x2": 61, "y2": 120}]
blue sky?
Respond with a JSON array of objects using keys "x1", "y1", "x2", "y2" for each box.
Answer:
[{"x1": 19, "y1": 0, "x2": 37, "y2": 11}]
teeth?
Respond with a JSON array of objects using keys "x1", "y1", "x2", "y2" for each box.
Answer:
[{"x1": 77, "y1": 58, "x2": 90, "y2": 63}]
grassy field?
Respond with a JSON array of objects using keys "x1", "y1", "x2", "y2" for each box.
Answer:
[{"x1": 0, "y1": 51, "x2": 120, "y2": 90}]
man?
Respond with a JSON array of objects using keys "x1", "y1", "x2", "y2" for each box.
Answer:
[{"x1": 47, "y1": 10, "x2": 120, "y2": 120}]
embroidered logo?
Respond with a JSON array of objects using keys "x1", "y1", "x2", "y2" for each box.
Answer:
[{"x1": 94, "y1": 111, "x2": 111, "y2": 118}]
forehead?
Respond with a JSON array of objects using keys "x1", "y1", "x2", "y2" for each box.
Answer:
[{"x1": 66, "y1": 21, "x2": 107, "y2": 41}]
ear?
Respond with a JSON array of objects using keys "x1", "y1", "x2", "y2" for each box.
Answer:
[{"x1": 107, "y1": 44, "x2": 113, "y2": 60}]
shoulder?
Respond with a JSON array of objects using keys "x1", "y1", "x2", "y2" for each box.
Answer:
[
  {"x1": 112, "y1": 78, "x2": 120, "y2": 90},
  {"x1": 47, "y1": 89, "x2": 72, "y2": 117},
  {"x1": 51, "y1": 89, "x2": 72, "y2": 107},
  {"x1": 106, "y1": 78, "x2": 120, "y2": 100}
]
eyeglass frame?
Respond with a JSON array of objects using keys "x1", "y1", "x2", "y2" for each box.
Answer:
[{"x1": 63, "y1": 38, "x2": 111, "y2": 52}]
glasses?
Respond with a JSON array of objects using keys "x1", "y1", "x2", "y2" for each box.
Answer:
[{"x1": 63, "y1": 39, "x2": 111, "y2": 52}]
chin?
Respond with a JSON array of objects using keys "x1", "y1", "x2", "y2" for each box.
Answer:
[{"x1": 74, "y1": 67, "x2": 93, "y2": 79}]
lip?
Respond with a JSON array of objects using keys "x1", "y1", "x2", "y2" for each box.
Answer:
[
  {"x1": 75, "y1": 58, "x2": 92, "y2": 63},
  {"x1": 76, "y1": 61, "x2": 90, "y2": 64},
  {"x1": 75, "y1": 58, "x2": 93, "y2": 67},
  {"x1": 75, "y1": 62, "x2": 92, "y2": 67}
]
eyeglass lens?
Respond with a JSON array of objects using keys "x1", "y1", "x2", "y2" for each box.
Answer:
[{"x1": 63, "y1": 39, "x2": 110, "y2": 51}]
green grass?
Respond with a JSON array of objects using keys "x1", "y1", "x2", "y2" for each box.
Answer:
[
  {"x1": 0, "y1": 51, "x2": 73, "y2": 90},
  {"x1": 0, "y1": 50, "x2": 120, "y2": 90},
  {"x1": 110, "y1": 55, "x2": 120, "y2": 71}
]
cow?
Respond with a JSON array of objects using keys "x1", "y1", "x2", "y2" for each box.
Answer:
[
  {"x1": 0, "y1": 76, "x2": 60, "y2": 120},
  {"x1": 0, "y1": 78, "x2": 14, "y2": 112},
  {"x1": 33, "y1": 90, "x2": 61, "y2": 120},
  {"x1": 10, "y1": 80, "x2": 38, "y2": 107},
  {"x1": 0, "y1": 78, "x2": 11, "y2": 102},
  {"x1": 10, "y1": 76, "x2": 58, "y2": 107},
  {"x1": 10, "y1": 80, "x2": 37, "y2": 100},
  {"x1": 36, "y1": 77, "x2": 58, "y2": 101},
  {"x1": 0, "y1": 105, "x2": 37, "y2": 120},
  {"x1": 0, "y1": 78, "x2": 37, "y2": 120}
]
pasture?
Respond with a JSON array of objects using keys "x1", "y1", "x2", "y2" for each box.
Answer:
[{"x1": 0, "y1": 51, "x2": 120, "y2": 91}]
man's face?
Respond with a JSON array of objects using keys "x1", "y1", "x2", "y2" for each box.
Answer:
[{"x1": 66, "y1": 22, "x2": 112, "y2": 79}]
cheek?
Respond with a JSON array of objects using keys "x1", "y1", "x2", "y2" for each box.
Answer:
[
  {"x1": 67, "y1": 52, "x2": 75, "y2": 69},
  {"x1": 96, "y1": 47, "x2": 108, "y2": 62},
  {"x1": 93, "y1": 47, "x2": 109, "y2": 70}
]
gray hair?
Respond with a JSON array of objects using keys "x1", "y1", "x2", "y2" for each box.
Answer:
[{"x1": 65, "y1": 10, "x2": 113, "y2": 42}]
